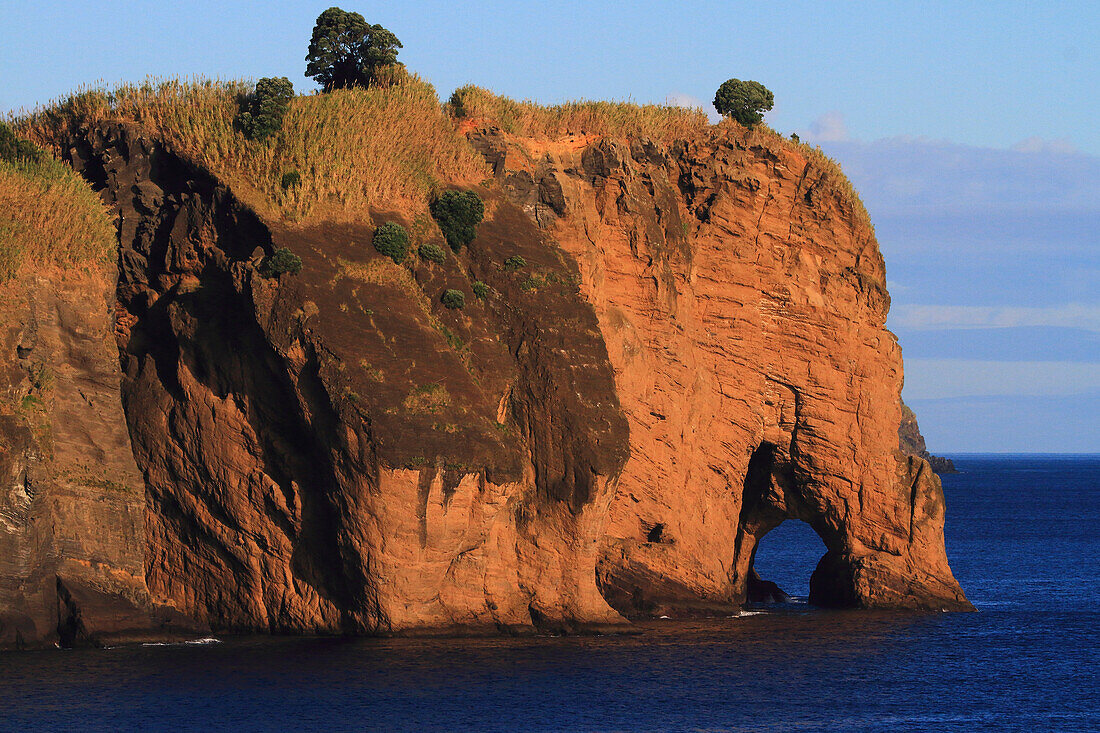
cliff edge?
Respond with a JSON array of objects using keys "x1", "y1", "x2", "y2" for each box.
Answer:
[{"x1": 1, "y1": 82, "x2": 969, "y2": 647}]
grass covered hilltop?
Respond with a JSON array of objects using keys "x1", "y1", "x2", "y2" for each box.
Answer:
[
  {"x1": 0, "y1": 122, "x2": 115, "y2": 282},
  {"x1": 2, "y1": 4, "x2": 870, "y2": 284}
]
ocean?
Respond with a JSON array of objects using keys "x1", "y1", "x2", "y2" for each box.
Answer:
[{"x1": 1, "y1": 455, "x2": 1096, "y2": 732}]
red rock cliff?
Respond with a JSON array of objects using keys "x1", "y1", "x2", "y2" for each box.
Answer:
[
  {"x1": 2, "y1": 117, "x2": 968, "y2": 646},
  {"x1": 467, "y1": 124, "x2": 969, "y2": 614}
]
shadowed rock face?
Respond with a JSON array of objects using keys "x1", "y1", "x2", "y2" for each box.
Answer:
[
  {"x1": 53, "y1": 122, "x2": 630, "y2": 636},
  {"x1": 1, "y1": 118, "x2": 969, "y2": 647}
]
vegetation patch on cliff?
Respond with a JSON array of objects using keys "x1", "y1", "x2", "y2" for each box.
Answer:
[
  {"x1": 447, "y1": 85, "x2": 711, "y2": 143},
  {"x1": 0, "y1": 123, "x2": 114, "y2": 283},
  {"x1": 19, "y1": 75, "x2": 488, "y2": 225}
]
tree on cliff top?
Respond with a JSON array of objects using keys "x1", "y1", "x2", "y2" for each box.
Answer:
[
  {"x1": 713, "y1": 79, "x2": 774, "y2": 128},
  {"x1": 305, "y1": 7, "x2": 403, "y2": 91}
]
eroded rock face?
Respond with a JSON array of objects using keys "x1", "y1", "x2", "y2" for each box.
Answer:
[
  {"x1": 13, "y1": 118, "x2": 970, "y2": 644},
  {"x1": 59, "y1": 123, "x2": 629, "y2": 634},
  {"x1": 0, "y1": 268, "x2": 196, "y2": 648},
  {"x1": 468, "y1": 125, "x2": 970, "y2": 614}
]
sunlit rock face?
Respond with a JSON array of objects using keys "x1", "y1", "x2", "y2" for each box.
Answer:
[
  {"x1": 465, "y1": 126, "x2": 970, "y2": 615},
  {"x1": 1, "y1": 118, "x2": 968, "y2": 648}
]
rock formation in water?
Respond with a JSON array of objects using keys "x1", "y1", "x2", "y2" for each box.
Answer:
[
  {"x1": 899, "y1": 402, "x2": 957, "y2": 473},
  {"x1": 1, "y1": 110, "x2": 970, "y2": 648}
]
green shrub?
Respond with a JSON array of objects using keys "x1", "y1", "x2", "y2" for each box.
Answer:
[
  {"x1": 305, "y1": 7, "x2": 403, "y2": 91},
  {"x1": 441, "y1": 289, "x2": 465, "y2": 309},
  {"x1": 471, "y1": 281, "x2": 490, "y2": 300},
  {"x1": 260, "y1": 247, "x2": 303, "y2": 277},
  {"x1": 372, "y1": 221, "x2": 409, "y2": 264},
  {"x1": 504, "y1": 255, "x2": 526, "y2": 271},
  {"x1": 280, "y1": 170, "x2": 301, "y2": 189},
  {"x1": 237, "y1": 77, "x2": 294, "y2": 141},
  {"x1": 520, "y1": 275, "x2": 544, "y2": 292},
  {"x1": 0, "y1": 122, "x2": 43, "y2": 165},
  {"x1": 713, "y1": 79, "x2": 774, "y2": 128},
  {"x1": 418, "y1": 242, "x2": 446, "y2": 266},
  {"x1": 429, "y1": 189, "x2": 484, "y2": 252}
]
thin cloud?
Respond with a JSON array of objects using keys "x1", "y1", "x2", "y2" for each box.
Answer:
[
  {"x1": 820, "y1": 137, "x2": 1100, "y2": 217},
  {"x1": 805, "y1": 111, "x2": 849, "y2": 142},
  {"x1": 666, "y1": 92, "x2": 721, "y2": 123},
  {"x1": 892, "y1": 304, "x2": 1100, "y2": 333},
  {"x1": 1011, "y1": 136, "x2": 1079, "y2": 155},
  {"x1": 903, "y1": 359, "x2": 1100, "y2": 400}
]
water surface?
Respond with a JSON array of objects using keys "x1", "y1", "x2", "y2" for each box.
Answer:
[{"x1": 1, "y1": 455, "x2": 1096, "y2": 731}]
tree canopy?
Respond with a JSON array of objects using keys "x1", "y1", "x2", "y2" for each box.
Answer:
[
  {"x1": 236, "y1": 77, "x2": 294, "y2": 141},
  {"x1": 713, "y1": 79, "x2": 774, "y2": 128},
  {"x1": 305, "y1": 7, "x2": 402, "y2": 91}
]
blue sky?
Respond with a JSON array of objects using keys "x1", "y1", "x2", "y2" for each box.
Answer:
[{"x1": 1, "y1": 1, "x2": 1096, "y2": 451}]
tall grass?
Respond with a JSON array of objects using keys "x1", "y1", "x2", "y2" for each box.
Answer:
[
  {"x1": 0, "y1": 151, "x2": 115, "y2": 283},
  {"x1": 16, "y1": 76, "x2": 871, "y2": 237},
  {"x1": 20, "y1": 75, "x2": 489, "y2": 223},
  {"x1": 448, "y1": 85, "x2": 710, "y2": 143},
  {"x1": 449, "y1": 86, "x2": 871, "y2": 231}
]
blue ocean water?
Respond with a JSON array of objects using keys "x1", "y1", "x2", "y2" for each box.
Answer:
[{"x1": 0, "y1": 455, "x2": 1097, "y2": 732}]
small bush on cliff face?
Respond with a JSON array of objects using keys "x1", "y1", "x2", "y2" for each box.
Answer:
[
  {"x1": 237, "y1": 77, "x2": 294, "y2": 141},
  {"x1": 472, "y1": 281, "x2": 490, "y2": 300},
  {"x1": 429, "y1": 189, "x2": 484, "y2": 252},
  {"x1": 260, "y1": 247, "x2": 303, "y2": 277},
  {"x1": 713, "y1": 79, "x2": 774, "y2": 128},
  {"x1": 280, "y1": 170, "x2": 301, "y2": 189},
  {"x1": 418, "y1": 242, "x2": 446, "y2": 266},
  {"x1": 504, "y1": 255, "x2": 526, "y2": 271},
  {"x1": 520, "y1": 275, "x2": 544, "y2": 292},
  {"x1": 306, "y1": 7, "x2": 403, "y2": 91},
  {"x1": 402, "y1": 383, "x2": 450, "y2": 413},
  {"x1": 441, "y1": 289, "x2": 465, "y2": 309},
  {"x1": 372, "y1": 221, "x2": 409, "y2": 264}
]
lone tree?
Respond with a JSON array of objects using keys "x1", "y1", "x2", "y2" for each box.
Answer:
[
  {"x1": 305, "y1": 7, "x2": 402, "y2": 91},
  {"x1": 713, "y1": 79, "x2": 774, "y2": 128}
]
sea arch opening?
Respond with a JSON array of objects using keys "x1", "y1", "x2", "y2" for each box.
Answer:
[
  {"x1": 731, "y1": 441, "x2": 838, "y2": 607},
  {"x1": 749, "y1": 520, "x2": 828, "y2": 603}
]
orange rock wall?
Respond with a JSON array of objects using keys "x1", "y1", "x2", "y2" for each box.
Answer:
[{"x1": 481, "y1": 128, "x2": 969, "y2": 612}]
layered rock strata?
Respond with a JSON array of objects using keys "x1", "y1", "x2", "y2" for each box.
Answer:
[
  {"x1": 1, "y1": 117, "x2": 969, "y2": 646},
  {"x1": 0, "y1": 268, "x2": 195, "y2": 648},
  {"x1": 467, "y1": 125, "x2": 970, "y2": 614}
]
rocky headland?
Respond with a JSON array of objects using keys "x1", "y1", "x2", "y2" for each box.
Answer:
[{"x1": 0, "y1": 81, "x2": 970, "y2": 648}]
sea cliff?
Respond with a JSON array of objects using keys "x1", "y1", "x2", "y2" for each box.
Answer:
[{"x1": 0, "y1": 81, "x2": 969, "y2": 648}]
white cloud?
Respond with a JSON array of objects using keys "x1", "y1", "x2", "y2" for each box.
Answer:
[
  {"x1": 903, "y1": 359, "x2": 1100, "y2": 400},
  {"x1": 891, "y1": 304, "x2": 1100, "y2": 334},
  {"x1": 666, "y1": 92, "x2": 703, "y2": 109},
  {"x1": 1011, "y1": 136, "x2": 1079, "y2": 155},
  {"x1": 806, "y1": 111, "x2": 849, "y2": 142},
  {"x1": 666, "y1": 92, "x2": 721, "y2": 123}
]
